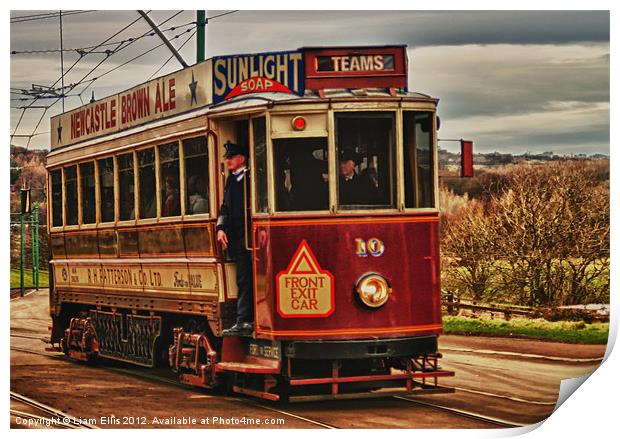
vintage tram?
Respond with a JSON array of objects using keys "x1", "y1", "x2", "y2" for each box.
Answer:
[{"x1": 46, "y1": 45, "x2": 456, "y2": 401}]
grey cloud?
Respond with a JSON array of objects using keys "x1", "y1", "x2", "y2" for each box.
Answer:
[{"x1": 10, "y1": 11, "x2": 610, "y2": 153}]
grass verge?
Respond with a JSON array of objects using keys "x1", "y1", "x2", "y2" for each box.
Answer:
[
  {"x1": 10, "y1": 269, "x2": 49, "y2": 289},
  {"x1": 443, "y1": 315, "x2": 608, "y2": 344}
]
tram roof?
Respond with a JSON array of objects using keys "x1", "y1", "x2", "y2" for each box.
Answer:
[{"x1": 209, "y1": 89, "x2": 438, "y2": 111}]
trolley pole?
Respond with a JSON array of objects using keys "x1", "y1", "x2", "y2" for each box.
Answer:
[
  {"x1": 20, "y1": 213, "x2": 24, "y2": 297},
  {"x1": 197, "y1": 10, "x2": 206, "y2": 62}
]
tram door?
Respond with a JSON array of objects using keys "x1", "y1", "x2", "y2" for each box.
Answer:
[{"x1": 212, "y1": 118, "x2": 251, "y2": 305}]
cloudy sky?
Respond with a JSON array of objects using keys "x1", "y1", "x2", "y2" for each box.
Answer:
[{"x1": 10, "y1": 10, "x2": 609, "y2": 154}]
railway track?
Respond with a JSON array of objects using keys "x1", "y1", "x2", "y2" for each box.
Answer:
[
  {"x1": 393, "y1": 396, "x2": 524, "y2": 428},
  {"x1": 10, "y1": 341, "x2": 524, "y2": 429},
  {"x1": 10, "y1": 391, "x2": 98, "y2": 429},
  {"x1": 442, "y1": 346, "x2": 604, "y2": 363}
]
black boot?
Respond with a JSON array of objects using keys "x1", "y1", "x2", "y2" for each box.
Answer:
[{"x1": 222, "y1": 322, "x2": 254, "y2": 337}]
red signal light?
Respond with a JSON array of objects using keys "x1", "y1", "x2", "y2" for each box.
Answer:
[
  {"x1": 460, "y1": 140, "x2": 474, "y2": 178},
  {"x1": 291, "y1": 116, "x2": 306, "y2": 131}
]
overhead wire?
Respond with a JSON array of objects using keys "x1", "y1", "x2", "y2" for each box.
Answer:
[
  {"x1": 11, "y1": 19, "x2": 197, "y2": 55},
  {"x1": 12, "y1": 10, "x2": 235, "y2": 148},
  {"x1": 11, "y1": 12, "x2": 148, "y2": 145},
  {"x1": 10, "y1": 10, "x2": 96, "y2": 24},
  {"x1": 26, "y1": 11, "x2": 186, "y2": 146},
  {"x1": 148, "y1": 29, "x2": 197, "y2": 80}
]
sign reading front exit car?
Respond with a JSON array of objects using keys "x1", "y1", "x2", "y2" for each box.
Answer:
[
  {"x1": 212, "y1": 50, "x2": 304, "y2": 104},
  {"x1": 276, "y1": 240, "x2": 335, "y2": 318}
]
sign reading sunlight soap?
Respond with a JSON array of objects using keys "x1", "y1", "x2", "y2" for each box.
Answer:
[{"x1": 211, "y1": 50, "x2": 304, "y2": 104}]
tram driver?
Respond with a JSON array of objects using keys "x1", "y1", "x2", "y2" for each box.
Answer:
[
  {"x1": 338, "y1": 148, "x2": 379, "y2": 206},
  {"x1": 216, "y1": 141, "x2": 255, "y2": 337}
]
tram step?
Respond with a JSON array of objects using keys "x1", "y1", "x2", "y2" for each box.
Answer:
[{"x1": 216, "y1": 362, "x2": 280, "y2": 374}]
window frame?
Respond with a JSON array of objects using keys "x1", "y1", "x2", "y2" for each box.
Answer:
[
  {"x1": 181, "y1": 134, "x2": 212, "y2": 220},
  {"x1": 401, "y1": 108, "x2": 439, "y2": 212},
  {"x1": 49, "y1": 168, "x2": 64, "y2": 230},
  {"x1": 135, "y1": 145, "x2": 159, "y2": 224},
  {"x1": 63, "y1": 164, "x2": 79, "y2": 229},
  {"x1": 157, "y1": 140, "x2": 183, "y2": 221},
  {"x1": 333, "y1": 109, "x2": 399, "y2": 213},
  {"x1": 78, "y1": 160, "x2": 97, "y2": 226},
  {"x1": 96, "y1": 154, "x2": 117, "y2": 226},
  {"x1": 272, "y1": 136, "x2": 331, "y2": 214},
  {"x1": 115, "y1": 151, "x2": 137, "y2": 225}
]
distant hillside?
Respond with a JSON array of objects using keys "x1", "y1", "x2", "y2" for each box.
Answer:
[
  {"x1": 438, "y1": 147, "x2": 609, "y2": 173},
  {"x1": 10, "y1": 145, "x2": 48, "y2": 214}
]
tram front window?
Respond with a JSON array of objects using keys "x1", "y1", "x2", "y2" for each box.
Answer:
[
  {"x1": 336, "y1": 113, "x2": 395, "y2": 209},
  {"x1": 404, "y1": 111, "x2": 435, "y2": 208},
  {"x1": 274, "y1": 138, "x2": 328, "y2": 212}
]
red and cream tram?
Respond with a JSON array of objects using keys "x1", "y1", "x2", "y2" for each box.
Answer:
[{"x1": 46, "y1": 45, "x2": 456, "y2": 401}]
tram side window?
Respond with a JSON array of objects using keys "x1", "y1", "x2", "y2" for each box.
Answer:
[
  {"x1": 64, "y1": 166, "x2": 78, "y2": 225},
  {"x1": 183, "y1": 137, "x2": 209, "y2": 215},
  {"x1": 98, "y1": 157, "x2": 115, "y2": 222},
  {"x1": 159, "y1": 142, "x2": 181, "y2": 217},
  {"x1": 274, "y1": 138, "x2": 328, "y2": 212},
  {"x1": 138, "y1": 148, "x2": 157, "y2": 219},
  {"x1": 253, "y1": 117, "x2": 269, "y2": 213},
  {"x1": 51, "y1": 170, "x2": 63, "y2": 227},
  {"x1": 404, "y1": 112, "x2": 435, "y2": 208},
  {"x1": 79, "y1": 162, "x2": 96, "y2": 224},
  {"x1": 336, "y1": 112, "x2": 395, "y2": 209},
  {"x1": 118, "y1": 153, "x2": 135, "y2": 220}
]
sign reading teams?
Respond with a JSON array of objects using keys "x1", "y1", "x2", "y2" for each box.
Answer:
[
  {"x1": 316, "y1": 54, "x2": 395, "y2": 72},
  {"x1": 212, "y1": 50, "x2": 304, "y2": 104}
]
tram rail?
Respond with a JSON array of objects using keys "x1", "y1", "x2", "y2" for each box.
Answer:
[
  {"x1": 11, "y1": 342, "x2": 526, "y2": 429},
  {"x1": 10, "y1": 391, "x2": 98, "y2": 429}
]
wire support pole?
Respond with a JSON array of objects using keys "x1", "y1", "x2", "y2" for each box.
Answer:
[{"x1": 59, "y1": 10, "x2": 65, "y2": 112}]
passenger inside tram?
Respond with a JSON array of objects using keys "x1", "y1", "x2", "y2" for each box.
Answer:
[
  {"x1": 187, "y1": 175, "x2": 209, "y2": 214},
  {"x1": 162, "y1": 173, "x2": 181, "y2": 217},
  {"x1": 336, "y1": 113, "x2": 395, "y2": 208},
  {"x1": 274, "y1": 138, "x2": 328, "y2": 212}
]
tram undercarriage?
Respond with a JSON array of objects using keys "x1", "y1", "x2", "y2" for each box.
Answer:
[{"x1": 52, "y1": 307, "x2": 454, "y2": 402}]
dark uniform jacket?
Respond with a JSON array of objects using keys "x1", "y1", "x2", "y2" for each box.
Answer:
[
  {"x1": 339, "y1": 171, "x2": 380, "y2": 205},
  {"x1": 216, "y1": 168, "x2": 252, "y2": 251}
]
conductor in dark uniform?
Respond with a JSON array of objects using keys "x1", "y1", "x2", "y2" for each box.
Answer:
[{"x1": 217, "y1": 141, "x2": 254, "y2": 337}]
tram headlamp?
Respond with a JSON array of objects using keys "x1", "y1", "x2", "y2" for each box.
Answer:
[
  {"x1": 356, "y1": 273, "x2": 391, "y2": 308},
  {"x1": 291, "y1": 116, "x2": 306, "y2": 131}
]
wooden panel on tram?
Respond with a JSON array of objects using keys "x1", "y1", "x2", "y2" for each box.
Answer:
[
  {"x1": 183, "y1": 222, "x2": 215, "y2": 257},
  {"x1": 137, "y1": 225, "x2": 185, "y2": 257},
  {"x1": 50, "y1": 233, "x2": 66, "y2": 259},
  {"x1": 64, "y1": 230, "x2": 100, "y2": 258},
  {"x1": 97, "y1": 229, "x2": 118, "y2": 257},
  {"x1": 117, "y1": 228, "x2": 138, "y2": 257}
]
